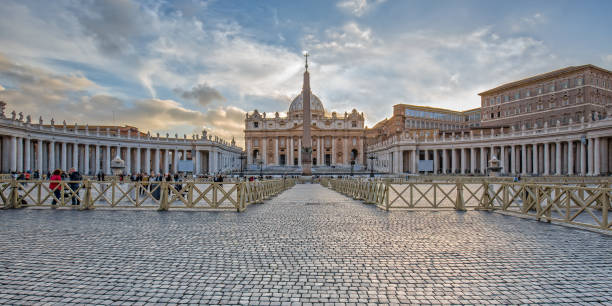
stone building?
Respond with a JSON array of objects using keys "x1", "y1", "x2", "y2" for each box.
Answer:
[
  {"x1": 244, "y1": 65, "x2": 366, "y2": 171},
  {"x1": 367, "y1": 65, "x2": 612, "y2": 176},
  {"x1": 0, "y1": 102, "x2": 242, "y2": 175}
]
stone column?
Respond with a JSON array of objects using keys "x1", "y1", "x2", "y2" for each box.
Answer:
[
  {"x1": 480, "y1": 147, "x2": 486, "y2": 174},
  {"x1": 49, "y1": 141, "x2": 56, "y2": 172},
  {"x1": 555, "y1": 142, "x2": 562, "y2": 175},
  {"x1": 37, "y1": 140, "x2": 43, "y2": 172},
  {"x1": 84, "y1": 144, "x2": 90, "y2": 175},
  {"x1": 289, "y1": 137, "x2": 294, "y2": 166},
  {"x1": 173, "y1": 149, "x2": 179, "y2": 173},
  {"x1": 144, "y1": 148, "x2": 151, "y2": 174},
  {"x1": 470, "y1": 147, "x2": 476, "y2": 174},
  {"x1": 442, "y1": 149, "x2": 448, "y2": 174},
  {"x1": 532, "y1": 144, "x2": 538, "y2": 175},
  {"x1": 246, "y1": 139, "x2": 252, "y2": 165},
  {"x1": 24, "y1": 138, "x2": 31, "y2": 172},
  {"x1": 331, "y1": 136, "x2": 336, "y2": 165},
  {"x1": 451, "y1": 148, "x2": 456, "y2": 174},
  {"x1": 510, "y1": 145, "x2": 516, "y2": 175},
  {"x1": 16, "y1": 137, "x2": 23, "y2": 172},
  {"x1": 521, "y1": 144, "x2": 527, "y2": 175},
  {"x1": 580, "y1": 140, "x2": 586, "y2": 176},
  {"x1": 433, "y1": 149, "x2": 439, "y2": 174},
  {"x1": 317, "y1": 136, "x2": 322, "y2": 166},
  {"x1": 60, "y1": 142, "x2": 67, "y2": 171},
  {"x1": 343, "y1": 137, "x2": 348, "y2": 165},
  {"x1": 544, "y1": 143, "x2": 550, "y2": 175},
  {"x1": 274, "y1": 137, "x2": 279, "y2": 166},
  {"x1": 594, "y1": 137, "x2": 601, "y2": 175},
  {"x1": 72, "y1": 143, "x2": 78, "y2": 170},
  {"x1": 262, "y1": 137, "x2": 267, "y2": 166},
  {"x1": 588, "y1": 138, "x2": 594, "y2": 175},
  {"x1": 460, "y1": 148, "x2": 466, "y2": 174},
  {"x1": 9, "y1": 136, "x2": 17, "y2": 172},
  {"x1": 161, "y1": 149, "x2": 168, "y2": 174},
  {"x1": 134, "y1": 148, "x2": 141, "y2": 174},
  {"x1": 298, "y1": 138, "x2": 302, "y2": 166},
  {"x1": 154, "y1": 148, "x2": 160, "y2": 174},
  {"x1": 567, "y1": 141, "x2": 574, "y2": 175},
  {"x1": 106, "y1": 146, "x2": 112, "y2": 174},
  {"x1": 194, "y1": 150, "x2": 200, "y2": 174},
  {"x1": 94, "y1": 145, "x2": 100, "y2": 175}
]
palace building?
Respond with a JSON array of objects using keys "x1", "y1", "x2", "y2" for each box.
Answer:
[
  {"x1": 367, "y1": 64, "x2": 612, "y2": 176},
  {"x1": 244, "y1": 60, "x2": 366, "y2": 171}
]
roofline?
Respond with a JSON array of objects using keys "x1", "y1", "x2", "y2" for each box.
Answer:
[
  {"x1": 394, "y1": 104, "x2": 481, "y2": 114},
  {"x1": 478, "y1": 64, "x2": 612, "y2": 96}
]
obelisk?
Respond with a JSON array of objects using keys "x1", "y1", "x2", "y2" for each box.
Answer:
[{"x1": 301, "y1": 51, "x2": 312, "y2": 176}]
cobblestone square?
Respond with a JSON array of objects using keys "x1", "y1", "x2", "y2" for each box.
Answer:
[{"x1": 1, "y1": 184, "x2": 611, "y2": 304}]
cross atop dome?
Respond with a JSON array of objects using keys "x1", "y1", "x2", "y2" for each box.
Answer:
[{"x1": 303, "y1": 51, "x2": 309, "y2": 71}]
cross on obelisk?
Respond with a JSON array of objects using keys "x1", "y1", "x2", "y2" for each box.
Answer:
[{"x1": 301, "y1": 51, "x2": 312, "y2": 176}]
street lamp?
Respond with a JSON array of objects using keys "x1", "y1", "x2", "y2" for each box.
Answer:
[
  {"x1": 368, "y1": 153, "x2": 377, "y2": 178},
  {"x1": 238, "y1": 154, "x2": 247, "y2": 178},
  {"x1": 256, "y1": 159, "x2": 263, "y2": 179}
]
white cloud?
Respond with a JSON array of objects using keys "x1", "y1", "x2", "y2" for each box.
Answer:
[
  {"x1": 0, "y1": 84, "x2": 4, "y2": 91},
  {"x1": 336, "y1": 0, "x2": 386, "y2": 17},
  {"x1": 604, "y1": 54, "x2": 612, "y2": 65}
]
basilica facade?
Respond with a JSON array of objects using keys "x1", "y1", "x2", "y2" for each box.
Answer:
[{"x1": 244, "y1": 71, "x2": 366, "y2": 171}]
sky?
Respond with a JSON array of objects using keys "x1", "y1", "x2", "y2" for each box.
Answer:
[{"x1": 1, "y1": 0, "x2": 611, "y2": 146}]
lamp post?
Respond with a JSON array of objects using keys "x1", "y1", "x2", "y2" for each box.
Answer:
[
  {"x1": 256, "y1": 159, "x2": 263, "y2": 179},
  {"x1": 368, "y1": 153, "x2": 377, "y2": 178},
  {"x1": 238, "y1": 154, "x2": 246, "y2": 178}
]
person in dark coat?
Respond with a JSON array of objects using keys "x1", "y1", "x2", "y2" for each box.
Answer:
[{"x1": 68, "y1": 168, "x2": 83, "y2": 205}]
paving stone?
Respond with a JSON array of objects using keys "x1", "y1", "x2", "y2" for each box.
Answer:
[{"x1": 0, "y1": 184, "x2": 610, "y2": 304}]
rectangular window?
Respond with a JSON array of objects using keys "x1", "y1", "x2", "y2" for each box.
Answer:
[
  {"x1": 504, "y1": 95, "x2": 509, "y2": 102},
  {"x1": 526, "y1": 90, "x2": 531, "y2": 97},
  {"x1": 253, "y1": 122, "x2": 259, "y2": 128},
  {"x1": 538, "y1": 87, "x2": 542, "y2": 95},
  {"x1": 563, "y1": 80, "x2": 568, "y2": 89},
  {"x1": 549, "y1": 84, "x2": 555, "y2": 91},
  {"x1": 515, "y1": 92, "x2": 520, "y2": 99},
  {"x1": 576, "y1": 77, "x2": 583, "y2": 86}
]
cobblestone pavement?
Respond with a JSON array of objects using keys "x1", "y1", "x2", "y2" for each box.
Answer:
[{"x1": 1, "y1": 184, "x2": 611, "y2": 305}]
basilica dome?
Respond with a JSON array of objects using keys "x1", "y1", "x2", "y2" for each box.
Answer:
[{"x1": 288, "y1": 91, "x2": 325, "y2": 115}]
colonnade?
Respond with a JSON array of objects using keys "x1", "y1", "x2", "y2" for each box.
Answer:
[
  {"x1": 369, "y1": 118, "x2": 612, "y2": 176},
  {"x1": 246, "y1": 135, "x2": 364, "y2": 168}
]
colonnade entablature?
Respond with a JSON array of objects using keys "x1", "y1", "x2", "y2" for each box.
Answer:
[
  {"x1": 366, "y1": 115, "x2": 612, "y2": 176},
  {"x1": 0, "y1": 102, "x2": 243, "y2": 176}
]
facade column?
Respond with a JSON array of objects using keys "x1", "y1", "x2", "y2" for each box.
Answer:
[
  {"x1": 567, "y1": 141, "x2": 574, "y2": 175},
  {"x1": 274, "y1": 137, "x2": 279, "y2": 166},
  {"x1": 289, "y1": 137, "x2": 294, "y2": 166},
  {"x1": 521, "y1": 144, "x2": 527, "y2": 175},
  {"x1": 298, "y1": 138, "x2": 302, "y2": 166},
  {"x1": 587, "y1": 138, "x2": 594, "y2": 175},
  {"x1": 24, "y1": 138, "x2": 31, "y2": 172},
  {"x1": 61, "y1": 142, "x2": 67, "y2": 171},
  {"x1": 555, "y1": 142, "x2": 562, "y2": 175},
  {"x1": 451, "y1": 148, "x2": 457, "y2": 174},
  {"x1": 49, "y1": 141, "x2": 56, "y2": 172},
  {"x1": 331, "y1": 136, "x2": 336, "y2": 165},
  {"x1": 84, "y1": 144, "x2": 90, "y2": 175},
  {"x1": 153, "y1": 148, "x2": 160, "y2": 174},
  {"x1": 262, "y1": 137, "x2": 267, "y2": 166},
  {"x1": 94, "y1": 145, "x2": 100, "y2": 175},
  {"x1": 17, "y1": 137, "x2": 23, "y2": 172},
  {"x1": 105, "y1": 145, "x2": 111, "y2": 174},
  {"x1": 37, "y1": 139, "x2": 43, "y2": 172},
  {"x1": 9, "y1": 136, "x2": 17, "y2": 172},
  {"x1": 580, "y1": 140, "x2": 586, "y2": 176},
  {"x1": 194, "y1": 150, "x2": 200, "y2": 174},
  {"x1": 134, "y1": 148, "x2": 141, "y2": 174},
  {"x1": 317, "y1": 136, "x2": 322, "y2": 166},
  {"x1": 145, "y1": 148, "x2": 151, "y2": 174},
  {"x1": 343, "y1": 137, "x2": 348, "y2": 165},
  {"x1": 594, "y1": 137, "x2": 601, "y2": 175},
  {"x1": 173, "y1": 149, "x2": 179, "y2": 173},
  {"x1": 72, "y1": 143, "x2": 79, "y2": 170},
  {"x1": 433, "y1": 149, "x2": 438, "y2": 174},
  {"x1": 162, "y1": 149, "x2": 168, "y2": 174},
  {"x1": 470, "y1": 147, "x2": 476, "y2": 174},
  {"x1": 442, "y1": 149, "x2": 448, "y2": 174},
  {"x1": 498, "y1": 146, "x2": 505, "y2": 174},
  {"x1": 460, "y1": 148, "x2": 466, "y2": 174},
  {"x1": 480, "y1": 147, "x2": 486, "y2": 174},
  {"x1": 543, "y1": 143, "x2": 550, "y2": 175},
  {"x1": 510, "y1": 145, "x2": 516, "y2": 175},
  {"x1": 532, "y1": 144, "x2": 538, "y2": 175}
]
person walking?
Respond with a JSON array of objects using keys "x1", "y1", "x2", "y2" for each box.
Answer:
[
  {"x1": 49, "y1": 169, "x2": 63, "y2": 206},
  {"x1": 68, "y1": 168, "x2": 82, "y2": 205}
]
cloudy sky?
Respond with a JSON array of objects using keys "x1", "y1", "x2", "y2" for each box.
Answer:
[{"x1": 1, "y1": 0, "x2": 611, "y2": 145}]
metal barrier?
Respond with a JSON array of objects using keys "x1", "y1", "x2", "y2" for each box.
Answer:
[
  {"x1": 0, "y1": 179, "x2": 295, "y2": 212},
  {"x1": 326, "y1": 178, "x2": 612, "y2": 231}
]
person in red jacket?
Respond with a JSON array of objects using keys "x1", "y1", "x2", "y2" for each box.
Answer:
[{"x1": 49, "y1": 169, "x2": 63, "y2": 206}]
